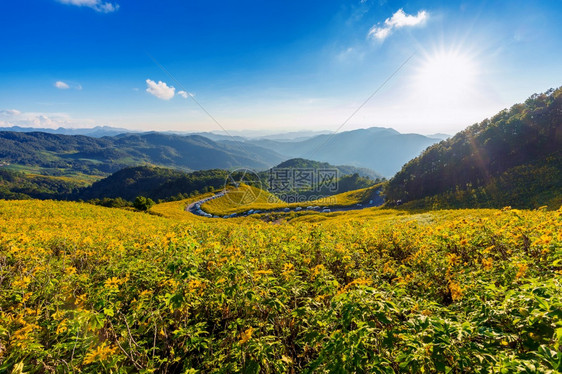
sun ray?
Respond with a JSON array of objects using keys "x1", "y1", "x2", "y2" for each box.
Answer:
[{"x1": 414, "y1": 47, "x2": 479, "y2": 106}]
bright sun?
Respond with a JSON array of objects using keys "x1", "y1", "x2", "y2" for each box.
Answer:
[{"x1": 415, "y1": 50, "x2": 478, "y2": 104}]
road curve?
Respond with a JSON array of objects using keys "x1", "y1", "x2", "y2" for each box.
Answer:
[
  {"x1": 185, "y1": 192, "x2": 226, "y2": 218},
  {"x1": 185, "y1": 190, "x2": 384, "y2": 219}
]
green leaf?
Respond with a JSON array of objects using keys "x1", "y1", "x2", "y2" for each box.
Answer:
[{"x1": 103, "y1": 307, "x2": 114, "y2": 317}]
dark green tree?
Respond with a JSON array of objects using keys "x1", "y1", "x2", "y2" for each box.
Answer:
[{"x1": 133, "y1": 196, "x2": 155, "y2": 211}]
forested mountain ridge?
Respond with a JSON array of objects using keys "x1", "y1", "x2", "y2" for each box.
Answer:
[
  {"x1": 0, "y1": 125, "x2": 132, "y2": 137},
  {"x1": 385, "y1": 87, "x2": 562, "y2": 209},
  {"x1": 0, "y1": 131, "x2": 285, "y2": 175},
  {"x1": 0, "y1": 126, "x2": 443, "y2": 179},
  {"x1": 1, "y1": 156, "x2": 380, "y2": 202},
  {"x1": 271, "y1": 158, "x2": 382, "y2": 180},
  {"x1": 75, "y1": 166, "x2": 230, "y2": 202},
  {"x1": 245, "y1": 127, "x2": 440, "y2": 177},
  {"x1": 77, "y1": 158, "x2": 382, "y2": 203}
]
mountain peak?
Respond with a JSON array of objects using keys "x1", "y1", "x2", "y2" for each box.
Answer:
[{"x1": 364, "y1": 127, "x2": 400, "y2": 135}]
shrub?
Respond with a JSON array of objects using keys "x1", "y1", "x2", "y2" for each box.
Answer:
[{"x1": 133, "y1": 196, "x2": 155, "y2": 211}]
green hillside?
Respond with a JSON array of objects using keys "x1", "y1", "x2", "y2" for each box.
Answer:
[
  {"x1": 0, "y1": 131, "x2": 284, "y2": 177},
  {"x1": 386, "y1": 87, "x2": 562, "y2": 209},
  {"x1": 75, "y1": 166, "x2": 229, "y2": 202},
  {"x1": 0, "y1": 169, "x2": 86, "y2": 200},
  {"x1": 261, "y1": 158, "x2": 382, "y2": 202},
  {"x1": 270, "y1": 158, "x2": 382, "y2": 180},
  {"x1": 75, "y1": 160, "x2": 380, "y2": 204}
]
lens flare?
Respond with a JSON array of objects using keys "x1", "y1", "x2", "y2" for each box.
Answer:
[{"x1": 415, "y1": 50, "x2": 478, "y2": 104}]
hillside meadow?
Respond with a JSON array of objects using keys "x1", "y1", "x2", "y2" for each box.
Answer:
[
  {"x1": 199, "y1": 184, "x2": 381, "y2": 216},
  {"x1": 0, "y1": 199, "x2": 561, "y2": 372}
]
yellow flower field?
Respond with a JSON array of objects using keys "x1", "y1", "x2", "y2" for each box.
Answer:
[{"x1": 0, "y1": 199, "x2": 561, "y2": 372}]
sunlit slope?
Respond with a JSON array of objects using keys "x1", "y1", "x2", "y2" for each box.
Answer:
[
  {"x1": 0, "y1": 168, "x2": 98, "y2": 200},
  {"x1": 150, "y1": 193, "x2": 215, "y2": 221},
  {"x1": 386, "y1": 87, "x2": 562, "y2": 209},
  {"x1": 1, "y1": 200, "x2": 561, "y2": 372},
  {"x1": 200, "y1": 184, "x2": 284, "y2": 215},
  {"x1": 308, "y1": 183, "x2": 382, "y2": 207},
  {"x1": 200, "y1": 183, "x2": 382, "y2": 216}
]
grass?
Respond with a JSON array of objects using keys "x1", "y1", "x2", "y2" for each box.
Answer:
[
  {"x1": 309, "y1": 183, "x2": 382, "y2": 206},
  {"x1": 150, "y1": 193, "x2": 216, "y2": 221}
]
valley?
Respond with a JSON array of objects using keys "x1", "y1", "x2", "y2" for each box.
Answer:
[{"x1": 1, "y1": 88, "x2": 561, "y2": 372}]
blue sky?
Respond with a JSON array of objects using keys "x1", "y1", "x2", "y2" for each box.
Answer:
[{"x1": 0, "y1": 0, "x2": 561, "y2": 135}]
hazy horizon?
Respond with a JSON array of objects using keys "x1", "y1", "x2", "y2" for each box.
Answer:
[{"x1": 0, "y1": 123, "x2": 454, "y2": 138}]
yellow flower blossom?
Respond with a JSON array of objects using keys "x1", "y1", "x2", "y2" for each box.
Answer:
[
  {"x1": 449, "y1": 282, "x2": 463, "y2": 301},
  {"x1": 254, "y1": 269, "x2": 273, "y2": 276},
  {"x1": 56, "y1": 319, "x2": 68, "y2": 334},
  {"x1": 239, "y1": 327, "x2": 254, "y2": 344},
  {"x1": 83, "y1": 342, "x2": 117, "y2": 365},
  {"x1": 187, "y1": 279, "x2": 205, "y2": 294},
  {"x1": 482, "y1": 258, "x2": 493, "y2": 271},
  {"x1": 310, "y1": 264, "x2": 325, "y2": 280},
  {"x1": 104, "y1": 277, "x2": 125, "y2": 290},
  {"x1": 515, "y1": 263, "x2": 528, "y2": 278},
  {"x1": 12, "y1": 276, "x2": 31, "y2": 289}
]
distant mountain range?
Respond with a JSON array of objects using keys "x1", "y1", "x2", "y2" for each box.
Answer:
[
  {"x1": 0, "y1": 131, "x2": 285, "y2": 174},
  {"x1": 0, "y1": 126, "x2": 446, "y2": 177},
  {"x1": 2, "y1": 87, "x2": 560, "y2": 209},
  {"x1": 0, "y1": 125, "x2": 133, "y2": 138},
  {"x1": 241, "y1": 127, "x2": 443, "y2": 176},
  {"x1": 2, "y1": 85, "x2": 560, "y2": 211},
  {"x1": 193, "y1": 129, "x2": 333, "y2": 141}
]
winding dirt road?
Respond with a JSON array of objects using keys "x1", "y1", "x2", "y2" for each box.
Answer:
[{"x1": 185, "y1": 190, "x2": 384, "y2": 219}]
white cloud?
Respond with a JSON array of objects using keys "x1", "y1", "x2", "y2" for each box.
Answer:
[
  {"x1": 178, "y1": 90, "x2": 195, "y2": 99},
  {"x1": 371, "y1": 27, "x2": 391, "y2": 40},
  {"x1": 55, "y1": 81, "x2": 70, "y2": 90},
  {"x1": 0, "y1": 109, "x2": 97, "y2": 129},
  {"x1": 386, "y1": 9, "x2": 428, "y2": 28},
  {"x1": 0, "y1": 109, "x2": 21, "y2": 116},
  {"x1": 54, "y1": 81, "x2": 83, "y2": 90},
  {"x1": 336, "y1": 47, "x2": 365, "y2": 63},
  {"x1": 146, "y1": 79, "x2": 176, "y2": 100},
  {"x1": 368, "y1": 9, "x2": 428, "y2": 41},
  {"x1": 58, "y1": 0, "x2": 119, "y2": 13},
  {"x1": 96, "y1": 2, "x2": 118, "y2": 12}
]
